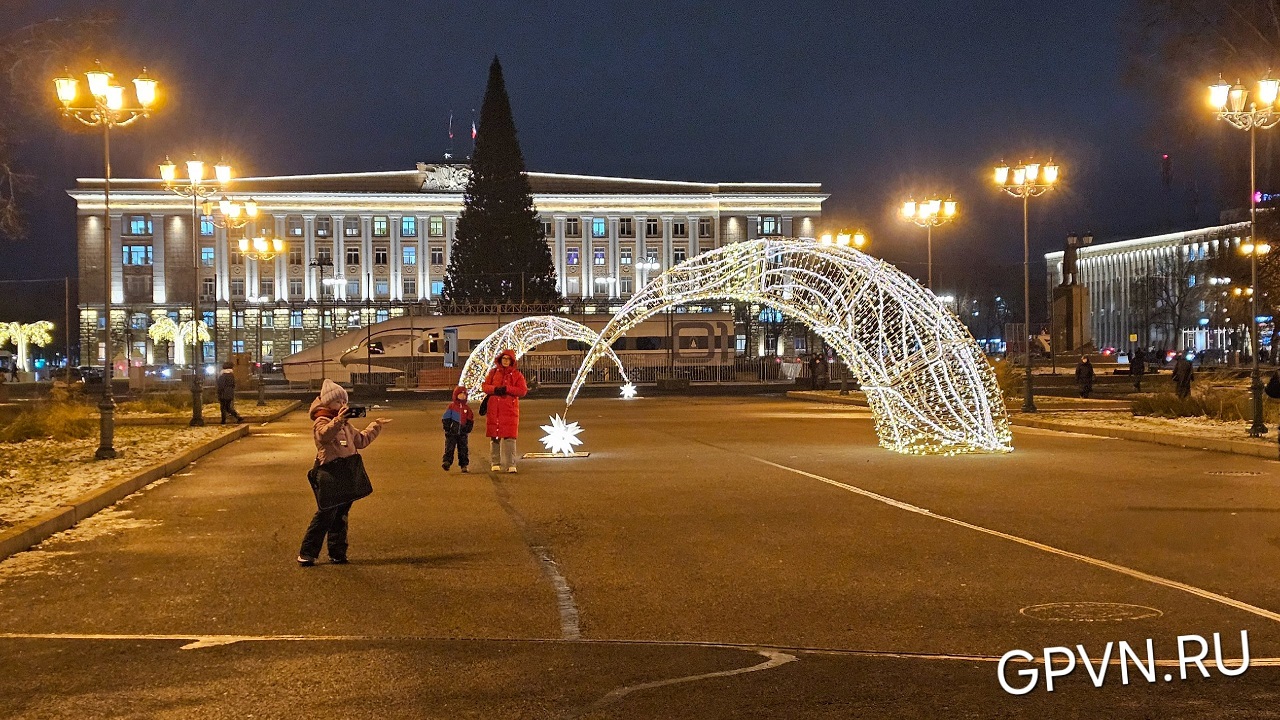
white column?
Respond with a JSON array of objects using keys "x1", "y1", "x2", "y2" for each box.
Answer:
[
  {"x1": 303, "y1": 214, "x2": 316, "y2": 300},
  {"x1": 661, "y1": 216, "x2": 673, "y2": 268},
  {"x1": 635, "y1": 215, "x2": 647, "y2": 287},
  {"x1": 274, "y1": 214, "x2": 287, "y2": 302},
  {"x1": 553, "y1": 216, "x2": 565, "y2": 296},
  {"x1": 151, "y1": 213, "x2": 166, "y2": 303},
  {"x1": 390, "y1": 214, "x2": 402, "y2": 301},
  {"x1": 686, "y1": 214, "x2": 698, "y2": 258},
  {"x1": 111, "y1": 213, "x2": 124, "y2": 304},
  {"x1": 417, "y1": 215, "x2": 428, "y2": 301},
  {"x1": 609, "y1": 216, "x2": 620, "y2": 299},
  {"x1": 333, "y1": 214, "x2": 346, "y2": 301},
  {"x1": 361, "y1": 214, "x2": 373, "y2": 301},
  {"x1": 582, "y1": 216, "x2": 594, "y2": 297}
]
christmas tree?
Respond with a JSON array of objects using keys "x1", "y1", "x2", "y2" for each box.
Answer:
[{"x1": 445, "y1": 57, "x2": 559, "y2": 304}]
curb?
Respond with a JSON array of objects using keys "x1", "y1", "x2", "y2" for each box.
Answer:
[
  {"x1": 787, "y1": 390, "x2": 1280, "y2": 460},
  {"x1": 0, "y1": 425, "x2": 252, "y2": 563},
  {"x1": 116, "y1": 400, "x2": 302, "y2": 426}
]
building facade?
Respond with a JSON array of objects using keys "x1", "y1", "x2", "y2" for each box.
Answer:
[
  {"x1": 70, "y1": 163, "x2": 826, "y2": 368},
  {"x1": 1044, "y1": 221, "x2": 1251, "y2": 354}
]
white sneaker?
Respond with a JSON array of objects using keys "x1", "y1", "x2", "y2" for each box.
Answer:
[
  {"x1": 491, "y1": 465, "x2": 501, "y2": 472},
  {"x1": 507, "y1": 467, "x2": 518, "y2": 474}
]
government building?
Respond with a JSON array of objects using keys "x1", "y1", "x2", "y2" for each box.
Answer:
[
  {"x1": 1044, "y1": 220, "x2": 1251, "y2": 354},
  {"x1": 70, "y1": 163, "x2": 827, "y2": 368}
]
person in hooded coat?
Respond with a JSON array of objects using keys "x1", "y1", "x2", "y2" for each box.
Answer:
[
  {"x1": 441, "y1": 385, "x2": 474, "y2": 472},
  {"x1": 1075, "y1": 356, "x2": 1095, "y2": 398},
  {"x1": 481, "y1": 349, "x2": 528, "y2": 473},
  {"x1": 298, "y1": 379, "x2": 391, "y2": 566}
]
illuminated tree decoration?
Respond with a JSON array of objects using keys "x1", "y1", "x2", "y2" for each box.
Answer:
[
  {"x1": 564, "y1": 238, "x2": 1012, "y2": 455},
  {"x1": 3, "y1": 321, "x2": 54, "y2": 372},
  {"x1": 147, "y1": 318, "x2": 209, "y2": 366},
  {"x1": 539, "y1": 414, "x2": 584, "y2": 456},
  {"x1": 459, "y1": 315, "x2": 632, "y2": 399}
]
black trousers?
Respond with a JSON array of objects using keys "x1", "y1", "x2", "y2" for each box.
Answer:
[
  {"x1": 443, "y1": 432, "x2": 469, "y2": 468},
  {"x1": 219, "y1": 398, "x2": 241, "y2": 423},
  {"x1": 299, "y1": 501, "x2": 352, "y2": 560}
]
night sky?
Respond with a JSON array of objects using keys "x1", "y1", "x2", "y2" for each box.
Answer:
[{"x1": 1, "y1": 1, "x2": 1221, "y2": 318}]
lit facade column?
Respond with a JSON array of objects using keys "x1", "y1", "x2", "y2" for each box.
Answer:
[
  {"x1": 333, "y1": 214, "x2": 346, "y2": 301},
  {"x1": 151, "y1": 212, "x2": 166, "y2": 303},
  {"x1": 609, "y1": 216, "x2": 620, "y2": 299},
  {"x1": 274, "y1": 214, "x2": 287, "y2": 302},
  {"x1": 746, "y1": 215, "x2": 759, "y2": 242},
  {"x1": 582, "y1": 215, "x2": 594, "y2": 297},
  {"x1": 417, "y1": 214, "x2": 427, "y2": 302},
  {"x1": 686, "y1": 214, "x2": 698, "y2": 258},
  {"x1": 360, "y1": 214, "x2": 372, "y2": 301},
  {"x1": 303, "y1": 214, "x2": 316, "y2": 300},
  {"x1": 110, "y1": 213, "x2": 124, "y2": 304},
  {"x1": 635, "y1": 215, "x2": 647, "y2": 285},
  {"x1": 661, "y1": 216, "x2": 673, "y2": 267},
  {"x1": 552, "y1": 215, "x2": 565, "y2": 296},
  {"x1": 390, "y1": 214, "x2": 402, "y2": 302}
]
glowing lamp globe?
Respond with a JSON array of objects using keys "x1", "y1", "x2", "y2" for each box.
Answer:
[{"x1": 132, "y1": 71, "x2": 158, "y2": 108}]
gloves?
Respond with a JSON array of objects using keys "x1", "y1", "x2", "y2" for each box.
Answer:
[{"x1": 492, "y1": 386, "x2": 507, "y2": 396}]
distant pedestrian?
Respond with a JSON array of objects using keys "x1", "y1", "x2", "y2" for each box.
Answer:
[
  {"x1": 8, "y1": 364, "x2": 17, "y2": 382},
  {"x1": 1075, "y1": 356, "x2": 1095, "y2": 398},
  {"x1": 1173, "y1": 353, "x2": 1194, "y2": 399},
  {"x1": 482, "y1": 350, "x2": 528, "y2": 473},
  {"x1": 441, "y1": 385, "x2": 474, "y2": 473},
  {"x1": 298, "y1": 379, "x2": 392, "y2": 566},
  {"x1": 807, "y1": 354, "x2": 820, "y2": 390},
  {"x1": 216, "y1": 362, "x2": 243, "y2": 424},
  {"x1": 1131, "y1": 347, "x2": 1147, "y2": 391}
]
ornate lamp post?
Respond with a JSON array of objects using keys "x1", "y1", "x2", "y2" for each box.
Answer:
[
  {"x1": 901, "y1": 196, "x2": 957, "y2": 288},
  {"x1": 54, "y1": 62, "x2": 159, "y2": 460},
  {"x1": 818, "y1": 230, "x2": 868, "y2": 249},
  {"x1": 160, "y1": 156, "x2": 231, "y2": 426},
  {"x1": 994, "y1": 158, "x2": 1060, "y2": 413},
  {"x1": 238, "y1": 233, "x2": 287, "y2": 403},
  {"x1": 1210, "y1": 75, "x2": 1280, "y2": 436}
]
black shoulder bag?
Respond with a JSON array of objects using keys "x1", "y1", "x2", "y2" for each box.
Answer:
[{"x1": 307, "y1": 454, "x2": 373, "y2": 509}]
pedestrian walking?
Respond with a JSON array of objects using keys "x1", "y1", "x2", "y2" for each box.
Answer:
[
  {"x1": 1075, "y1": 356, "x2": 1095, "y2": 398},
  {"x1": 216, "y1": 362, "x2": 243, "y2": 424},
  {"x1": 481, "y1": 350, "x2": 528, "y2": 473},
  {"x1": 1131, "y1": 347, "x2": 1147, "y2": 391},
  {"x1": 441, "y1": 385, "x2": 474, "y2": 473},
  {"x1": 807, "y1": 354, "x2": 820, "y2": 390},
  {"x1": 1173, "y1": 352, "x2": 1194, "y2": 399},
  {"x1": 298, "y1": 379, "x2": 391, "y2": 567}
]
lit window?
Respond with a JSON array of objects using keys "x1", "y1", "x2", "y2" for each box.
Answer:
[
  {"x1": 122, "y1": 245, "x2": 153, "y2": 265},
  {"x1": 431, "y1": 280, "x2": 444, "y2": 296},
  {"x1": 376, "y1": 309, "x2": 389, "y2": 323},
  {"x1": 372, "y1": 216, "x2": 389, "y2": 237},
  {"x1": 375, "y1": 280, "x2": 389, "y2": 297},
  {"x1": 346, "y1": 279, "x2": 361, "y2": 297},
  {"x1": 127, "y1": 215, "x2": 152, "y2": 235},
  {"x1": 316, "y1": 217, "x2": 332, "y2": 237},
  {"x1": 592, "y1": 218, "x2": 607, "y2": 238},
  {"x1": 403, "y1": 246, "x2": 417, "y2": 265},
  {"x1": 594, "y1": 247, "x2": 606, "y2": 265},
  {"x1": 343, "y1": 217, "x2": 361, "y2": 237},
  {"x1": 286, "y1": 216, "x2": 304, "y2": 237},
  {"x1": 201, "y1": 215, "x2": 215, "y2": 236},
  {"x1": 200, "y1": 247, "x2": 215, "y2": 267},
  {"x1": 620, "y1": 247, "x2": 632, "y2": 265},
  {"x1": 760, "y1": 216, "x2": 779, "y2": 235},
  {"x1": 231, "y1": 310, "x2": 244, "y2": 328},
  {"x1": 566, "y1": 248, "x2": 579, "y2": 266},
  {"x1": 232, "y1": 340, "x2": 244, "y2": 353},
  {"x1": 401, "y1": 216, "x2": 417, "y2": 237},
  {"x1": 291, "y1": 340, "x2": 303, "y2": 354},
  {"x1": 261, "y1": 310, "x2": 274, "y2": 328},
  {"x1": 429, "y1": 216, "x2": 444, "y2": 237}
]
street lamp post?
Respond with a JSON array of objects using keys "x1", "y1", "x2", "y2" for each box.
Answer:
[
  {"x1": 54, "y1": 62, "x2": 159, "y2": 460},
  {"x1": 994, "y1": 158, "x2": 1060, "y2": 413},
  {"x1": 901, "y1": 197, "x2": 958, "y2": 288},
  {"x1": 309, "y1": 258, "x2": 336, "y2": 382},
  {"x1": 203, "y1": 196, "x2": 257, "y2": 363},
  {"x1": 238, "y1": 233, "x2": 287, "y2": 402},
  {"x1": 818, "y1": 230, "x2": 868, "y2": 250},
  {"x1": 160, "y1": 156, "x2": 231, "y2": 426},
  {"x1": 1210, "y1": 75, "x2": 1280, "y2": 437}
]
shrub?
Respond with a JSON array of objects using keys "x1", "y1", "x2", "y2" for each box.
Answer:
[
  {"x1": 117, "y1": 391, "x2": 192, "y2": 415},
  {"x1": 0, "y1": 400, "x2": 95, "y2": 442},
  {"x1": 1132, "y1": 386, "x2": 1280, "y2": 423},
  {"x1": 989, "y1": 359, "x2": 1020, "y2": 398}
]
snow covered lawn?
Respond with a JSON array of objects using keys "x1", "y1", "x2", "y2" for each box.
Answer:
[
  {"x1": 1029, "y1": 411, "x2": 1280, "y2": 446},
  {"x1": 0, "y1": 425, "x2": 232, "y2": 531},
  {"x1": 116, "y1": 399, "x2": 297, "y2": 420}
]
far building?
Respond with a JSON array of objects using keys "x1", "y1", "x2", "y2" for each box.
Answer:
[
  {"x1": 69, "y1": 163, "x2": 826, "y2": 369},
  {"x1": 1045, "y1": 221, "x2": 1252, "y2": 357}
]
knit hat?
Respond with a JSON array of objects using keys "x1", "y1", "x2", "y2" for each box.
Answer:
[{"x1": 319, "y1": 378, "x2": 348, "y2": 407}]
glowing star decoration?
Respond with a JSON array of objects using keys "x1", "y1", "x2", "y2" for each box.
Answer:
[
  {"x1": 539, "y1": 414, "x2": 584, "y2": 456},
  {"x1": 459, "y1": 316, "x2": 632, "y2": 400},
  {"x1": 563, "y1": 238, "x2": 1012, "y2": 456},
  {"x1": 620, "y1": 383, "x2": 638, "y2": 399}
]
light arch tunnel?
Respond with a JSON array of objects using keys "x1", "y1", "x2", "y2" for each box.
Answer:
[
  {"x1": 563, "y1": 238, "x2": 1012, "y2": 455},
  {"x1": 460, "y1": 316, "x2": 632, "y2": 399}
]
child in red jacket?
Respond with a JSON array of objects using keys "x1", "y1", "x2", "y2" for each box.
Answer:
[{"x1": 441, "y1": 386, "x2": 475, "y2": 472}]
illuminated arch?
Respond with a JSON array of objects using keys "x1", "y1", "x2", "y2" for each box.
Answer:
[
  {"x1": 566, "y1": 239, "x2": 1011, "y2": 455},
  {"x1": 461, "y1": 316, "x2": 632, "y2": 397}
]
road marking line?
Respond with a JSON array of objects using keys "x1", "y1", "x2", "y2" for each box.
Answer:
[
  {"x1": 0, "y1": 632, "x2": 1262, "y2": 667},
  {"x1": 730, "y1": 449, "x2": 1280, "y2": 625},
  {"x1": 588, "y1": 649, "x2": 796, "y2": 710}
]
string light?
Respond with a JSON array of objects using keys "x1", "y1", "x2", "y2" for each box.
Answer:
[
  {"x1": 620, "y1": 382, "x2": 638, "y2": 399},
  {"x1": 459, "y1": 316, "x2": 632, "y2": 399},
  {"x1": 562, "y1": 238, "x2": 1012, "y2": 455}
]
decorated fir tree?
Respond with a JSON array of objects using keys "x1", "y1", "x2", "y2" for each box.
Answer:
[{"x1": 444, "y1": 57, "x2": 559, "y2": 304}]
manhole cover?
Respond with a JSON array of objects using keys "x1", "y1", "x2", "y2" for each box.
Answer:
[
  {"x1": 1020, "y1": 602, "x2": 1162, "y2": 622},
  {"x1": 1205, "y1": 470, "x2": 1264, "y2": 477}
]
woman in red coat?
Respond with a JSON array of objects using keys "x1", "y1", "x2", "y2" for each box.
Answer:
[{"x1": 481, "y1": 349, "x2": 528, "y2": 473}]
